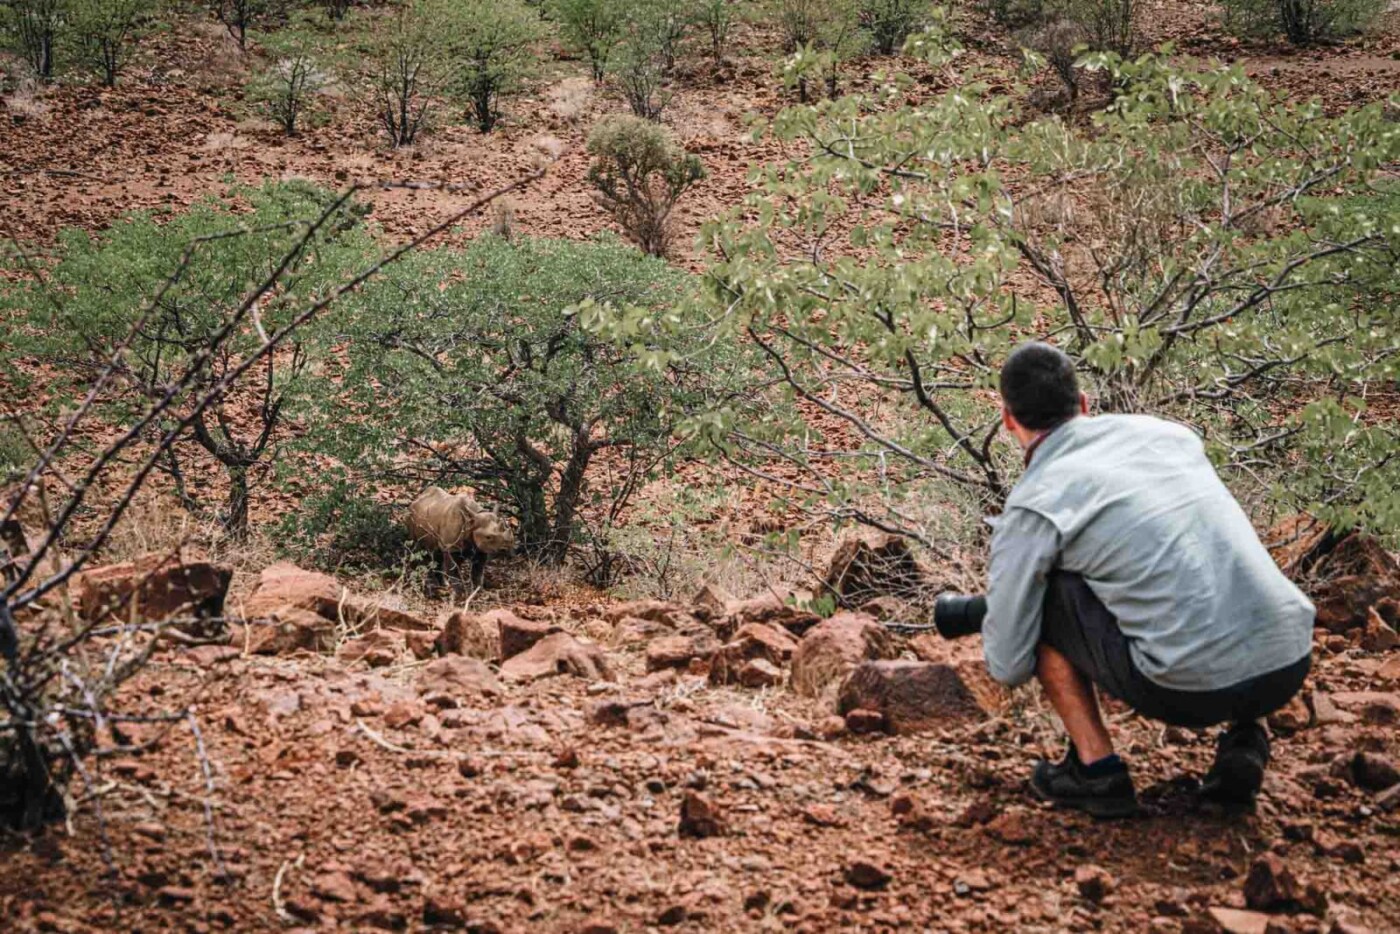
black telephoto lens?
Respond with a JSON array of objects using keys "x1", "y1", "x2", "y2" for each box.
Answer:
[{"x1": 933, "y1": 594, "x2": 988, "y2": 639}]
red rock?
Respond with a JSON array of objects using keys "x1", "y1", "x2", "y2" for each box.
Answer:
[
  {"x1": 1313, "y1": 830, "x2": 1364, "y2": 863},
  {"x1": 1329, "y1": 691, "x2": 1400, "y2": 725},
  {"x1": 1267, "y1": 695, "x2": 1311, "y2": 733},
  {"x1": 1074, "y1": 864, "x2": 1115, "y2": 902},
  {"x1": 414, "y1": 656, "x2": 504, "y2": 699},
  {"x1": 244, "y1": 606, "x2": 335, "y2": 655},
  {"x1": 1378, "y1": 655, "x2": 1400, "y2": 681},
  {"x1": 844, "y1": 708, "x2": 886, "y2": 734},
  {"x1": 1242, "y1": 855, "x2": 1324, "y2": 913},
  {"x1": 241, "y1": 562, "x2": 350, "y2": 622},
  {"x1": 383, "y1": 701, "x2": 423, "y2": 730},
  {"x1": 337, "y1": 630, "x2": 402, "y2": 667},
  {"x1": 825, "y1": 534, "x2": 927, "y2": 604},
  {"x1": 790, "y1": 612, "x2": 896, "y2": 699},
  {"x1": 1206, "y1": 907, "x2": 1272, "y2": 934},
  {"x1": 310, "y1": 870, "x2": 357, "y2": 903},
  {"x1": 692, "y1": 581, "x2": 733, "y2": 619},
  {"x1": 436, "y1": 609, "x2": 503, "y2": 660},
  {"x1": 1350, "y1": 752, "x2": 1400, "y2": 791},
  {"x1": 1307, "y1": 533, "x2": 1400, "y2": 632},
  {"x1": 678, "y1": 791, "x2": 725, "y2": 838},
  {"x1": 801, "y1": 804, "x2": 847, "y2": 828},
  {"x1": 709, "y1": 623, "x2": 798, "y2": 684},
  {"x1": 1361, "y1": 601, "x2": 1399, "y2": 651},
  {"x1": 985, "y1": 809, "x2": 1034, "y2": 846},
  {"x1": 498, "y1": 612, "x2": 561, "y2": 659},
  {"x1": 404, "y1": 629, "x2": 438, "y2": 660},
  {"x1": 72, "y1": 553, "x2": 231, "y2": 625},
  {"x1": 837, "y1": 660, "x2": 989, "y2": 732},
  {"x1": 155, "y1": 885, "x2": 197, "y2": 905},
  {"x1": 721, "y1": 592, "x2": 821, "y2": 638},
  {"x1": 603, "y1": 599, "x2": 689, "y2": 626},
  {"x1": 500, "y1": 632, "x2": 613, "y2": 683},
  {"x1": 645, "y1": 634, "x2": 716, "y2": 672},
  {"x1": 737, "y1": 658, "x2": 783, "y2": 688},
  {"x1": 844, "y1": 859, "x2": 892, "y2": 890}
]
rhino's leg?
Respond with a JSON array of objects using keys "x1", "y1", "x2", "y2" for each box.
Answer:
[{"x1": 469, "y1": 549, "x2": 487, "y2": 590}]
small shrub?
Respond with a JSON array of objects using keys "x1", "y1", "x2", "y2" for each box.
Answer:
[
  {"x1": 0, "y1": 421, "x2": 31, "y2": 486},
  {"x1": 773, "y1": 0, "x2": 862, "y2": 99},
  {"x1": 279, "y1": 483, "x2": 412, "y2": 573},
  {"x1": 453, "y1": 0, "x2": 545, "y2": 133},
  {"x1": 354, "y1": 0, "x2": 454, "y2": 147},
  {"x1": 587, "y1": 115, "x2": 704, "y2": 256},
  {"x1": 1219, "y1": 0, "x2": 1384, "y2": 44},
  {"x1": 612, "y1": 26, "x2": 671, "y2": 120},
  {"x1": 209, "y1": 0, "x2": 285, "y2": 50},
  {"x1": 979, "y1": 0, "x2": 1045, "y2": 27},
  {"x1": 70, "y1": 0, "x2": 153, "y2": 87},
  {"x1": 552, "y1": 0, "x2": 624, "y2": 82},
  {"x1": 692, "y1": 0, "x2": 736, "y2": 66},
  {"x1": 1055, "y1": 0, "x2": 1134, "y2": 55},
  {"x1": 860, "y1": 0, "x2": 925, "y2": 55},
  {"x1": 249, "y1": 35, "x2": 324, "y2": 135},
  {"x1": 323, "y1": 0, "x2": 352, "y2": 20},
  {"x1": 1022, "y1": 16, "x2": 1085, "y2": 101},
  {"x1": 1, "y1": 0, "x2": 64, "y2": 80}
]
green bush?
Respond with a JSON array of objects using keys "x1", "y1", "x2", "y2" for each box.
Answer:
[
  {"x1": 772, "y1": 0, "x2": 863, "y2": 99},
  {"x1": 351, "y1": 0, "x2": 455, "y2": 146},
  {"x1": 306, "y1": 235, "x2": 745, "y2": 566},
  {"x1": 452, "y1": 0, "x2": 545, "y2": 133},
  {"x1": 978, "y1": 0, "x2": 1045, "y2": 27},
  {"x1": 551, "y1": 0, "x2": 624, "y2": 81},
  {"x1": 278, "y1": 482, "x2": 413, "y2": 573},
  {"x1": 1, "y1": 182, "x2": 375, "y2": 538},
  {"x1": 860, "y1": 0, "x2": 925, "y2": 55},
  {"x1": 1219, "y1": 0, "x2": 1384, "y2": 44},
  {"x1": 209, "y1": 0, "x2": 286, "y2": 49},
  {"x1": 69, "y1": 0, "x2": 153, "y2": 86},
  {"x1": 249, "y1": 33, "x2": 324, "y2": 135},
  {"x1": 586, "y1": 115, "x2": 704, "y2": 256},
  {"x1": 692, "y1": 0, "x2": 736, "y2": 66},
  {"x1": 1, "y1": 0, "x2": 65, "y2": 79},
  {"x1": 670, "y1": 28, "x2": 1400, "y2": 545}
]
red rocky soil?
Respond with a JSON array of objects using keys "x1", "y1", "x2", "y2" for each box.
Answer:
[{"x1": 0, "y1": 563, "x2": 1397, "y2": 933}]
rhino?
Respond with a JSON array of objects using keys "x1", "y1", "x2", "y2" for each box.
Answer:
[{"x1": 406, "y1": 486, "x2": 515, "y2": 593}]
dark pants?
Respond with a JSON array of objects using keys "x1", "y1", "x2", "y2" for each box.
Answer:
[{"x1": 1040, "y1": 572, "x2": 1311, "y2": 729}]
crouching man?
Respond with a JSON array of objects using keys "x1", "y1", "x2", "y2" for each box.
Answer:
[{"x1": 985, "y1": 343, "x2": 1314, "y2": 818}]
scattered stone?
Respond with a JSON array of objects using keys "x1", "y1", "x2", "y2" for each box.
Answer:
[
  {"x1": 737, "y1": 658, "x2": 783, "y2": 688},
  {"x1": 383, "y1": 700, "x2": 423, "y2": 730},
  {"x1": 1243, "y1": 855, "x2": 1325, "y2": 915},
  {"x1": 436, "y1": 608, "x2": 524, "y2": 661},
  {"x1": 1268, "y1": 695, "x2": 1311, "y2": 733},
  {"x1": 500, "y1": 632, "x2": 614, "y2": 683},
  {"x1": 1329, "y1": 691, "x2": 1400, "y2": 725},
  {"x1": 844, "y1": 860, "x2": 892, "y2": 891},
  {"x1": 1206, "y1": 907, "x2": 1273, "y2": 934},
  {"x1": 338, "y1": 630, "x2": 403, "y2": 667},
  {"x1": 404, "y1": 629, "x2": 438, "y2": 660},
  {"x1": 245, "y1": 607, "x2": 335, "y2": 655},
  {"x1": 719, "y1": 592, "x2": 822, "y2": 639},
  {"x1": 801, "y1": 804, "x2": 847, "y2": 828},
  {"x1": 709, "y1": 623, "x2": 798, "y2": 685},
  {"x1": 1304, "y1": 533, "x2": 1400, "y2": 632},
  {"x1": 73, "y1": 553, "x2": 231, "y2": 626},
  {"x1": 414, "y1": 657, "x2": 504, "y2": 699},
  {"x1": 242, "y1": 561, "x2": 424, "y2": 631},
  {"x1": 677, "y1": 791, "x2": 725, "y2": 838},
  {"x1": 645, "y1": 634, "x2": 716, "y2": 672},
  {"x1": 790, "y1": 612, "x2": 896, "y2": 699},
  {"x1": 836, "y1": 660, "x2": 990, "y2": 732},
  {"x1": 499, "y1": 613, "x2": 562, "y2": 660},
  {"x1": 692, "y1": 581, "x2": 734, "y2": 619},
  {"x1": 1313, "y1": 830, "x2": 1364, "y2": 864},
  {"x1": 1074, "y1": 864, "x2": 1116, "y2": 903},
  {"x1": 1361, "y1": 602, "x2": 1399, "y2": 651},
  {"x1": 310, "y1": 870, "x2": 357, "y2": 903},
  {"x1": 1350, "y1": 752, "x2": 1400, "y2": 791},
  {"x1": 155, "y1": 886, "x2": 197, "y2": 905},
  {"x1": 825, "y1": 534, "x2": 927, "y2": 605},
  {"x1": 985, "y1": 809, "x2": 1035, "y2": 846}
]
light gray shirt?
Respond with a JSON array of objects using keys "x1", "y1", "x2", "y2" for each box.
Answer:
[{"x1": 983, "y1": 414, "x2": 1314, "y2": 691}]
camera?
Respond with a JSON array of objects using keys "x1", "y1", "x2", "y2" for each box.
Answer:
[{"x1": 932, "y1": 593, "x2": 987, "y2": 639}]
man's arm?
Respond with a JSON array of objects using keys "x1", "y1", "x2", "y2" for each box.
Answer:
[{"x1": 983, "y1": 507, "x2": 1062, "y2": 687}]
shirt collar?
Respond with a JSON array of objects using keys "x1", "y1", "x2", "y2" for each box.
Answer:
[{"x1": 1024, "y1": 417, "x2": 1075, "y2": 467}]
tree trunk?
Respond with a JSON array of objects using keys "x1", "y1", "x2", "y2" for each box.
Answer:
[
  {"x1": 225, "y1": 465, "x2": 250, "y2": 540},
  {"x1": 544, "y1": 434, "x2": 593, "y2": 566}
]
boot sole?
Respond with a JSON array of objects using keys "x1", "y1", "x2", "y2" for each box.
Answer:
[{"x1": 1030, "y1": 775, "x2": 1140, "y2": 820}]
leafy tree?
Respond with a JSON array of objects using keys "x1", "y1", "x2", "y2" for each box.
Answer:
[
  {"x1": 692, "y1": 0, "x2": 736, "y2": 66},
  {"x1": 1059, "y1": 0, "x2": 1134, "y2": 55},
  {"x1": 552, "y1": 0, "x2": 624, "y2": 82},
  {"x1": 210, "y1": 0, "x2": 285, "y2": 50},
  {"x1": 1219, "y1": 0, "x2": 1384, "y2": 44},
  {"x1": 670, "y1": 28, "x2": 1400, "y2": 546},
  {"x1": 860, "y1": 0, "x2": 925, "y2": 55},
  {"x1": 452, "y1": 0, "x2": 545, "y2": 133},
  {"x1": 1, "y1": 0, "x2": 65, "y2": 80},
  {"x1": 249, "y1": 33, "x2": 324, "y2": 135},
  {"x1": 611, "y1": 3, "x2": 683, "y2": 120},
  {"x1": 69, "y1": 0, "x2": 152, "y2": 86},
  {"x1": 0, "y1": 183, "x2": 375, "y2": 539},
  {"x1": 353, "y1": 0, "x2": 455, "y2": 146},
  {"x1": 323, "y1": 0, "x2": 352, "y2": 21},
  {"x1": 587, "y1": 115, "x2": 704, "y2": 256},
  {"x1": 773, "y1": 0, "x2": 862, "y2": 100},
  {"x1": 309, "y1": 236, "x2": 742, "y2": 565}
]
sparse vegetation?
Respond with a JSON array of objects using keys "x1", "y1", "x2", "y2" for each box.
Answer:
[
  {"x1": 0, "y1": 0, "x2": 65, "y2": 79},
  {"x1": 860, "y1": 0, "x2": 925, "y2": 55},
  {"x1": 1219, "y1": 0, "x2": 1385, "y2": 44},
  {"x1": 209, "y1": 0, "x2": 284, "y2": 50},
  {"x1": 69, "y1": 0, "x2": 153, "y2": 87},
  {"x1": 552, "y1": 0, "x2": 625, "y2": 82},
  {"x1": 586, "y1": 115, "x2": 704, "y2": 256},
  {"x1": 452, "y1": 0, "x2": 546, "y2": 133},
  {"x1": 249, "y1": 34, "x2": 324, "y2": 135},
  {"x1": 692, "y1": 0, "x2": 737, "y2": 65},
  {"x1": 354, "y1": 0, "x2": 454, "y2": 146}
]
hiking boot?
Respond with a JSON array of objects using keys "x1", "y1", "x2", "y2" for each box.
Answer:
[
  {"x1": 1201, "y1": 721, "x2": 1270, "y2": 806},
  {"x1": 1029, "y1": 746, "x2": 1139, "y2": 819}
]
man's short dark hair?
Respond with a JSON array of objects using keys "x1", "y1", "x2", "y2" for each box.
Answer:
[{"x1": 999, "y1": 342, "x2": 1080, "y2": 430}]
